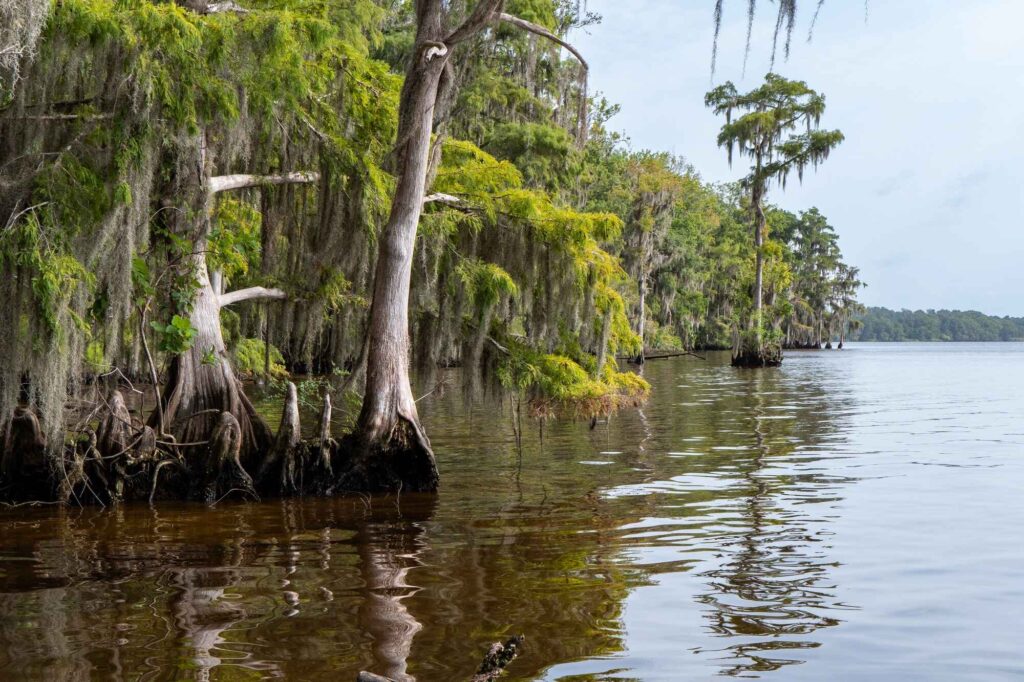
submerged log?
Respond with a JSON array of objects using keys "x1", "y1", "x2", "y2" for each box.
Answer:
[
  {"x1": 355, "y1": 634, "x2": 525, "y2": 682},
  {"x1": 471, "y1": 635, "x2": 525, "y2": 682},
  {"x1": 620, "y1": 349, "x2": 706, "y2": 362}
]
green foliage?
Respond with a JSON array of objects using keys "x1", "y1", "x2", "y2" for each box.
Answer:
[
  {"x1": 706, "y1": 73, "x2": 844, "y2": 192},
  {"x1": 234, "y1": 338, "x2": 288, "y2": 378},
  {"x1": 457, "y1": 260, "x2": 518, "y2": 310},
  {"x1": 0, "y1": 213, "x2": 95, "y2": 336},
  {"x1": 484, "y1": 122, "x2": 575, "y2": 188},
  {"x1": 0, "y1": 0, "x2": 867, "y2": 446},
  {"x1": 496, "y1": 341, "x2": 650, "y2": 420},
  {"x1": 852, "y1": 308, "x2": 1024, "y2": 342},
  {"x1": 150, "y1": 314, "x2": 197, "y2": 354},
  {"x1": 209, "y1": 198, "x2": 261, "y2": 283}
]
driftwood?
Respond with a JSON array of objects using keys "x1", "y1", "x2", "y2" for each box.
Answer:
[{"x1": 356, "y1": 634, "x2": 524, "y2": 682}]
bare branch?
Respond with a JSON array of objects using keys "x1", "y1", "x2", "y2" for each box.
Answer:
[
  {"x1": 208, "y1": 171, "x2": 319, "y2": 194},
  {"x1": 444, "y1": 0, "x2": 506, "y2": 46},
  {"x1": 6, "y1": 113, "x2": 113, "y2": 121},
  {"x1": 201, "y1": 1, "x2": 249, "y2": 14},
  {"x1": 497, "y1": 13, "x2": 589, "y2": 73},
  {"x1": 422, "y1": 192, "x2": 463, "y2": 207},
  {"x1": 219, "y1": 287, "x2": 287, "y2": 307}
]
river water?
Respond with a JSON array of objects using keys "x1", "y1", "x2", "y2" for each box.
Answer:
[{"x1": 1, "y1": 343, "x2": 1022, "y2": 681}]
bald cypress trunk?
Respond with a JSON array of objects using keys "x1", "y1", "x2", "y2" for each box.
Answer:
[
  {"x1": 338, "y1": 14, "x2": 447, "y2": 493},
  {"x1": 732, "y1": 185, "x2": 780, "y2": 368},
  {"x1": 635, "y1": 273, "x2": 647, "y2": 364},
  {"x1": 753, "y1": 191, "x2": 765, "y2": 330},
  {"x1": 151, "y1": 137, "x2": 308, "y2": 488},
  {"x1": 154, "y1": 199, "x2": 273, "y2": 479}
]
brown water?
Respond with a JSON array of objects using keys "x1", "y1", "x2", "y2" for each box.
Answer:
[{"x1": 2, "y1": 343, "x2": 1023, "y2": 681}]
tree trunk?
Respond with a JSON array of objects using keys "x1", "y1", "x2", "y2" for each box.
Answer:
[
  {"x1": 157, "y1": 244, "x2": 274, "y2": 475},
  {"x1": 595, "y1": 308, "x2": 612, "y2": 375},
  {"x1": 635, "y1": 273, "x2": 647, "y2": 364},
  {"x1": 752, "y1": 189, "x2": 766, "y2": 330},
  {"x1": 340, "y1": 22, "x2": 447, "y2": 493},
  {"x1": 337, "y1": 1, "x2": 589, "y2": 492},
  {"x1": 151, "y1": 141, "x2": 313, "y2": 490},
  {"x1": 732, "y1": 185, "x2": 780, "y2": 368}
]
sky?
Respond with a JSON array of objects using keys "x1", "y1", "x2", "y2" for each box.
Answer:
[{"x1": 571, "y1": 0, "x2": 1024, "y2": 316}]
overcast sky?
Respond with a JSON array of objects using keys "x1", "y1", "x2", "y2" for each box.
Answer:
[{"x1": 571, "y1": 0, "x2": 1024, "y2": 316}]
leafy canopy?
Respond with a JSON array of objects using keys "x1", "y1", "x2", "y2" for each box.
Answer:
[{"x1": 705, "y1": 73, "x2": 843, "y2": 192}]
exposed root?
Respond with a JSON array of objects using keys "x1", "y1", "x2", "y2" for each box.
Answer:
[
  {"x1": 333, "y1": 414, "x2": 439, "y2": 494},
  {"x1": 731, "y1": 347, "x2": 783, "y2": 368},
  {"x1": 1, "y1": 407, "x2": 50, "y2": 501},
  {"x1": 2, "y1": 384, "x2": 441, "y2": 505},
  {"x1": 96, "y1": 390, "x2": 134, "y2": 458},
  {"x1": 257, "y1": 382, "x2": 303, "y2": 496},
  {"x1": 149, "y1": 459, "x2": 175, "y2": 504},
  {"x1": 199, "y1": 412, "x2": 256, "y2": 503},
  {"x1": 317, "y1": 392, "x2": 335, "y2": 475}
]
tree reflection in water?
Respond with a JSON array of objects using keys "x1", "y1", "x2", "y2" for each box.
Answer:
[
  {"x1": 354, "y1": 502, "x2": 432, "y2": 682},
  {"x1": 0, "y1": 355, "x2": 866, "y2": 681},
  {"x1": 693, "y1": 369, "x2": 857, "y2": 676}
]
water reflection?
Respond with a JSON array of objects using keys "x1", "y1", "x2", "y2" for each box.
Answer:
[
  {"x1": 356, "y1": 502, "x2": 433, "y2": 682},
  {"x1": 0, "y1": 352, "x2": 869, "y2": 680},
  {"x1": 692, "y1": 370, "x2": 854, "y2": 676}
]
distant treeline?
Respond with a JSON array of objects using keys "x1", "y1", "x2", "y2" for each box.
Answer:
[{"x1": 851, "y1": 307, "x2": 1024, "y2": 342}]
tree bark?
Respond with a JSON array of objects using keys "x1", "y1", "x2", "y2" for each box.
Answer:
[
  {"x1": 152, "y1": 146, "x2": 318, "y2": 482},
  {"x1": 341, "y1": 0, "x2": 591, "y2": 493},
  {"x1": 635, "y1": 273, "x2": 647, "y2": 364},
  {"x1": 752, "y1": 185, "x2": 766, "y2": 330},
  {"x1": 341, "y1": 9, "x2": 449, "y2": 493},
  {"x1": 156, "y1": 238, "x2": 274, "y2": 474}
]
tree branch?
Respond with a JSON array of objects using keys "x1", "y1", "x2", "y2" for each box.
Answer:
[
  {"x1": 208, "y1": 171, "x2": 319, "y2": 195},
  {"x1": 497, "y1": 13, "x2": 589, "y2": 72},
  {"x1": 422, "y1": 192, "x2": 463, "y2": 207},
  {"x1": 219, "y1": 287, "x2": 287, "y2": 307},
  {"x1": 201, "y1": 1, "x2": 249, "y2": 14},
  {"x1": 444, "y1": 0, "x2": 506, "y2": 46},
  {"x1": 8, "y1": 113, "x2": 113, "y2": 121}
]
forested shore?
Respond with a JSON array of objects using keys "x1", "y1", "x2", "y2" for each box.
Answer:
[
  {"x1": 0, "y1": 0, "x2": 862, "y2": 504},
  {"x1": 851, "y1": 307, "x2": 1024, "y2": 342}
]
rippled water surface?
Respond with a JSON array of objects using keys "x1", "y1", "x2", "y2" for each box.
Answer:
[{"x1": 2, "y1": 343, "x2": 1023, "y2": 681}]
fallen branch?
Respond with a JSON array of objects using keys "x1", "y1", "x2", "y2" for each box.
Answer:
[
  {"x1": 201, "y1": 1, "x2": 249, "y2": 14},
  {"x1": 423, "y1": 192, "x2": 463, "y2": 207},
  {"x1": 618, "y1": 350, "x2": 706, "y2": 362}
]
